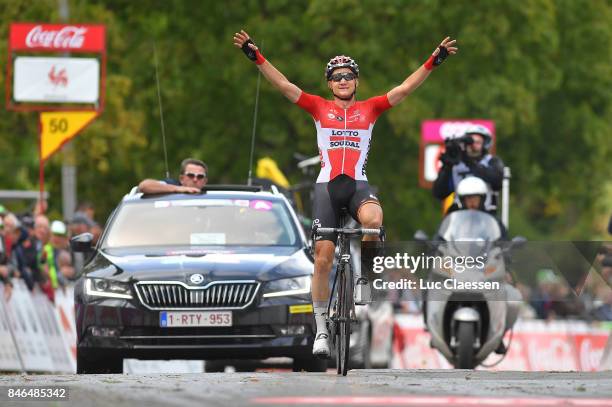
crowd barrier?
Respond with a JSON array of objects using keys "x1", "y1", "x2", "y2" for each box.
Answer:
[
  {"x1": 0, "y1": 280, "x2": 76, "y2": 373},
  {"x1": 1, "y1": 280, "x2": 610, "y2": 373},
  {"x1": 392, "y1": 314, "x2": 612, "y2": 371}
]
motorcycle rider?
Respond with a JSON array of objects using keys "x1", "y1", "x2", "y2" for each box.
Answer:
[
  {"x1": 425, "y1": 177, "x2": 520, "y2": 354},
  {"x1": 433, "y1": 125, "x2": 504, "y2": 214}
]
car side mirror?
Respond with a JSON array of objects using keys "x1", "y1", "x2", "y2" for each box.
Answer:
[
  {"x1": 414, "y1": 230, "x2": 429, "y2": 242},
  {"x1": 70, "y1": 232, "x2": 94, "y2": 253}
]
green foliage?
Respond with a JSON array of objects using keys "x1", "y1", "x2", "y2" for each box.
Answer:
[{"x1": 0, "y1": 0, "x2": 610, "y2": 239}]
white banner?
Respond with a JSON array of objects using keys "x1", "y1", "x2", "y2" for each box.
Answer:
[
  {"x1": 14, "y1": 56, "x2": 99, "y2": 103},
  {"x1": 3, "y1": 280, "x2": 54, "y2": 372},
  {"x1": 0, "y1": 284, "x2": 23, "y2": 371},
  {"x1": 31, "y1": 290, "x2": 74, "y2": 373}
]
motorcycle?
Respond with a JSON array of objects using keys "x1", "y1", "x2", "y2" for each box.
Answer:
[{"x1": 415, "y1": 209, "x2": 525, "y2": 369}]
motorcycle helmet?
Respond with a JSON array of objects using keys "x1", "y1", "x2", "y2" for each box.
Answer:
[{"x1": 456, "y1": 177, "x2": 488, "y2": 209}]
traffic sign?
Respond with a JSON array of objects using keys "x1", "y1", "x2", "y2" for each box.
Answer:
[{"x1": 39, "y1": 111, "x2": 99, "y2": 161}]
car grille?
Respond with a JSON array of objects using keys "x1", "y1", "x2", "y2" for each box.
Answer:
[{"x1": 135, "y1": 281, "x2": 260, "y2": 310}]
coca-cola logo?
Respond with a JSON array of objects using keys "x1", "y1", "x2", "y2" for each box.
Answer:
[{"x1": 25, "y1": 25, "x2": 87, "y2": 49}]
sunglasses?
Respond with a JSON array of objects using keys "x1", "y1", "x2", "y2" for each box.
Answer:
[
  {"x1": 329, "y1": 72, "x2": 357, "y2": 82},
  {"x1": 184, "y1": 172, "x2": 207, "y2": 180}
]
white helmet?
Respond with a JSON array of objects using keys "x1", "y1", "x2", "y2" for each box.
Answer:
[
  {"x1": 325, "y1": 55, "x2": 359, "y2": 80},
  {"x1": 456, "y1": 177, "x2": 488, "y2": 209},
  {"x1": 457, "y1": 177, "x2": 488, "y2": 197},
  {"x1": 464, "y1": 124, "x2": 493, "y2": 150}
]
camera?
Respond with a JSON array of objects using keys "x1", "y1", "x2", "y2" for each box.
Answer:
[{"x1": 442, "y1": 135, "x2": 474, "y2": 165}]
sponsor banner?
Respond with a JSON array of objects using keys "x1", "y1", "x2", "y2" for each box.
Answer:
[
  {"x1": 3, "y1": 280, "x2": 54, "y2": 372},
  {"x1": 573, "y1": 332, "x2": 609, "y2": 371},
  {"x1": 10, "y1": 23, "x2": 105, "y2": 52},
  {"x1": 421, "y1": 119, "x2": 496, "y2": 144},
  {"x1": 0, "y1": 284, "x2": 23, "y2": 371},
  {"x1": 601, "y1": 335, "x2": 612, "y2": 370},
  {"x1": 31, "y1": 289, "x2": 74, "y2": 373},
  {"x1": 394, "y1": 315, "x2": 611, "y2": 371},
  {"x1": 14, "y1": 57, "x2": 100, "y2": 103}
]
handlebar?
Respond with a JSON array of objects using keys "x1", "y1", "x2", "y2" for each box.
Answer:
[{"x1": 314, "y1": 227, "x2": 383, "y2": 238}]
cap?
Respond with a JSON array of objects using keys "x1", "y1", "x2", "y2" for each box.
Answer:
[
  {"x1": 51, "y1": 220, "x2": 67, "y2": 236},
  {"x1": 0, "y1": 204, "x2": 6, "y2": 215}
]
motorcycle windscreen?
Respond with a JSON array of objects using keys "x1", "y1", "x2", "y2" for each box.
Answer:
[{"x1": 437, "y1": 210, "x2": 502, "y2": 258}]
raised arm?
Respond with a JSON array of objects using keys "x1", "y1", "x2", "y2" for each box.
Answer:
[
  {"x1": 387, "y1": 37, "x2": 457, "y2": 106},
  {"x1": 233, "y1": 30, "x2": 302, "y2": 103}
]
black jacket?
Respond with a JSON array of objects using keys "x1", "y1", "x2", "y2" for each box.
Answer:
[{"x1": 432, "y1": 155, "x2": 505, "y2": 200}]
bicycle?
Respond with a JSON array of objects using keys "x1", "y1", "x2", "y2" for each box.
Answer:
[{"x1": 313, "y1": 209, "x2": 384, "y2": 376}]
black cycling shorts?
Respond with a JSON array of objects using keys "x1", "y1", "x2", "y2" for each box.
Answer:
[{"x1": 312, "y1": 174, "x2": 381, "y2": 243}]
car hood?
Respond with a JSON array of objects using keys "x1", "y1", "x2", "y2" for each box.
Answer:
[{"x1": 82, "y1": 246, "x2": 313, "y2": 284}]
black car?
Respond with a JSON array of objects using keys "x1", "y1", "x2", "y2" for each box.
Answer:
[{"x1": 72, "y1": 185, "x2": 325, "y2": 373}]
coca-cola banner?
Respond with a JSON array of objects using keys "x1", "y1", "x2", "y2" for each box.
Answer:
[{"x1": 10, "y1": 23, "x2": 105, "y2": 52}]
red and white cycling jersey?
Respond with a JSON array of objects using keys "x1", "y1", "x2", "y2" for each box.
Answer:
[{"x1": 296, "y1": 92, "x2": 392, "y2": 183}]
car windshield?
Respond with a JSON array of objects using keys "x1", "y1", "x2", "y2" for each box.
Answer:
[
  {"x1": 102, "y1": 197, "x2": 299, "y2": 249},
  {"x1": 438, "y1": 210, "x2": 502, "y2": 242}
]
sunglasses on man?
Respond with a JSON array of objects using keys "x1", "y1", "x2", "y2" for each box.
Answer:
[
  {"x1": 184, "y1": 172, "x2": 207, "y2": 180},
  {"x1": 329, "y1": 72, "x2": 357, "y2": 82}
]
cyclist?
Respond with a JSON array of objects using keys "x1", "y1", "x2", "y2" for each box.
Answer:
[{"x1": 234, "y1": 29, "x2": 457, "y2": 358}]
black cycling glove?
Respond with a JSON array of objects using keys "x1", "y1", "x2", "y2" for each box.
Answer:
[
  {"x1": 433, "y1": 46, "x2": 449, "y2": 66},
  {"x1": 241, "y1": 39, "x2": 258, "y2": 61}
]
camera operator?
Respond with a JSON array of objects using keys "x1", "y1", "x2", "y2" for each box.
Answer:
[{"x1": 432, "y1": 124, "x2": 504, "y2": 214}]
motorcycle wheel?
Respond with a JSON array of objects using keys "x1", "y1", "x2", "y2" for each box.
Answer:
[{"x1": 456, "y1": 321, "x2": 476, "y2": 369}]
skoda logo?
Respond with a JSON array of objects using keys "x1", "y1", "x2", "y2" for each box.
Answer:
[{"x1": 189, "y1": 274, "x2": 204, "y2": 284}]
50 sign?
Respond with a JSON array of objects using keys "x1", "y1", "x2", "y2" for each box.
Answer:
[
  {"x1": 39, "y1": 111, "x2": 98, "y2": 161},
  {"x1": 49, "y1": 118, "x2": 69, "y2": 134}
]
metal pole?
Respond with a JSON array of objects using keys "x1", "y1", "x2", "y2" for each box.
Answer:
[
  {"x1": 501, "y1": 166, "x2": 511, "y2": 229},
  {"x1": 58, "y1": 0, "x2": 77, "y2": 221}
]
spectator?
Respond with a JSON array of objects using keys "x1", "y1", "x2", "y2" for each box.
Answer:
[
  {"x1": 591, "y1": 288, "x2": 612, "y2": 321},
  {"x1": 0, "y1": 217, "x2": 14, "y2": 301},
  {"x1": 70, "y1": 214, "x2": 94, "y2": 275},
  {"x1": 74, "y1": 202, "x2": 95, "y2": 223},
  {"x1": 50, "y1": 220, "x2": 70, "y2": 250},
  {"x1": 12, "y1": 215, "x2": 38, "y2": 291},
  {"x1": 138, "y1": 158, "x2": 208, "y2": 194},
  {"x1": 50, "y1": 220, "x2": 75, "y2": 281},
  {"x1": 35, "y1": 215, "x2": 61, "y2": 302}
]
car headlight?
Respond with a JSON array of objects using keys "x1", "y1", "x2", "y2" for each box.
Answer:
[
  {"x1": 85, "y1": 278, "x2": 133, "y2": 299},
  {"x1": 262, "y1": 276, "x2": 311, "y2": 298}
]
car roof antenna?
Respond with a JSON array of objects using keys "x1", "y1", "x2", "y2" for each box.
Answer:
[
  {"x1": 247, "y1": 40, "x2": 264, "y2": 186},
  {"x1": 153, "y1": 41, "x2": 170, "y2": 180}
]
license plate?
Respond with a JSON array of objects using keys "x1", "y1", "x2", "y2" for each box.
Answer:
[{"x1": 159, "y1": 311, "x2": 232, "y2": 327}]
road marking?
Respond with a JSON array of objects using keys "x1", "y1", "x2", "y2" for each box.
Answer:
[{"x1": 252, "y1": 396, "x2": 612, "y2": 406}]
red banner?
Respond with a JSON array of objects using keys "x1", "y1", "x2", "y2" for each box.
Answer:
[
  {"x1": 10, "y1": 23, "x2": 105, "y2": 52},
  {"x1": 393, "y1": 315, "x2": 611, "y2": 371}
]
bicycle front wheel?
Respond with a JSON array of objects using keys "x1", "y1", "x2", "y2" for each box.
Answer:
[{"x1": 336, "y1": 264, "x2": 353, "y2": 376}]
